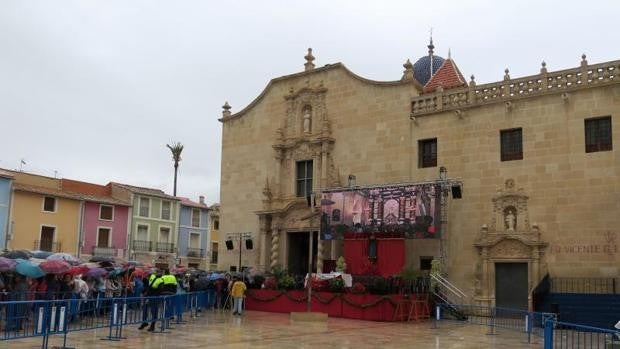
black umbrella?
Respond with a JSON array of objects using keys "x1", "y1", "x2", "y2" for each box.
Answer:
[
  {"x1": 1, "y1": 250, "x2": 33, "y2": 260},
  {"x1": 193, "y1": 277, "x2": 210, "y2": 291},
  {"x1": 89, "y1": 256, "x2": 114, "y2": 263}
]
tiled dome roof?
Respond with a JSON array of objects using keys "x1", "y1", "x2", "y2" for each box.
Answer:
[{"x1": 413, "y1": 54, "x2": 445, "y2": 86}]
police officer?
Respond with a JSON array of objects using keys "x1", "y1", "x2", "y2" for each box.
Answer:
[
  {"x1": 154, "y1": 270, "x2": 177, "y2": 322},
  {"x1": 139, "y1": 270, "x2": 163, "y2": 331}
]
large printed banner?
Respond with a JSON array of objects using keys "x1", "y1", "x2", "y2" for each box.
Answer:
[{"x1": 320, "y1": 184, "x2": 441, "y2": 240}]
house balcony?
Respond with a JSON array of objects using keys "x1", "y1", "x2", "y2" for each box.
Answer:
[
  {"x1": 186, "y1": 248, "x2": 204, "y2": 258},
  {"x1": 92, "y1": 246, "x2": 119, "y2": 257},
  {"x1": 34, "y1": 240, "x2": 61, "y2": 253},
  {"x1": 155, "y1": 242, "x2": 175, "y2": 254},
  {"x1": 133, "y1": 240, "x2": 152, "y2": 252}
]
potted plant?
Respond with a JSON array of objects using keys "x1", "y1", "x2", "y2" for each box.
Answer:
[{"x1": 329, "y1": 277, "x2": 345, "y2": 293}]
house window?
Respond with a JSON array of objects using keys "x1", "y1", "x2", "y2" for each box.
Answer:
[
  {"x1": 159, "y1": 227, "x2": 170, "y2": 242},
  {"x1": 213, "y1": 220, "x2": 219, "y2": 230},
  {"x1": 161, "y1": 201, "x2": 171, "y2": 220},
  {"x1": 139, "y1": 197, "x2": 150, "y2": 217},
  {"x1": 585, "y1": 116, "x2": 612, "y2": 153},
  {"x1": 418, "y1": 138, "x2": 437, "y2": 168},
  {"x1": 500, "y1": 128, "x2": 523, "y2": 161},
  {"x1": 99, "y1": 205, "x2": 114, "y2": 220},
  {"x1": 296, "y1": 160, "x2": 313, "y2": 197},
  {"x1": 97, "y1": 228, "x2": 111, "y2": 248},
  {"x1": 192, "y1": 208, "x2": 200, "y2": 227},
  {"x1": 137, "y1": 224, "x2": 149, "y2": 241},
  {"x1": 189, "y1": 233, "x2": 200, "y2": 248},
  {"x1": 43, "y1": 196, "x2": 56, "y2": 212},
  {"x1": 211, "y1": 242, "x2": 218, "y2": 264},
  {"x1": 420, "y1": 256, "x2": 433, "y2": 271},
  {"x1": 39, "y1": 226, "x2": 55, "y2": 252}
]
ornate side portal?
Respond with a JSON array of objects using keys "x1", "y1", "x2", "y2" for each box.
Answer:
[{"x1": 474, "y1": 179, "x2": 548, "y2": 308}]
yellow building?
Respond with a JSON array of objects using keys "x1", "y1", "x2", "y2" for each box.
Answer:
[{"x1": 7, "y1": 170, "x2": 82, "y2": 254}]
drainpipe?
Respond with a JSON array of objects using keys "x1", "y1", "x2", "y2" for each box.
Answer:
[
  {"x1": 4, "y1": 180, "x2": 13, "y2": 252},
  {"x1": 77, "y1": 201, "x2": 84, "y2": 258}
]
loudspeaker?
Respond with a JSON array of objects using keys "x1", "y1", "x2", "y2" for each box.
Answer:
[
  {"x1": 245, "y1": 239, "x2": 253, "y2": 250},
  {"x1": 451, "y1": 185, "x2": 462, "y2": 199},
  {"x1": 225, "y1": 240, "x2": 234, "y2": 250}
]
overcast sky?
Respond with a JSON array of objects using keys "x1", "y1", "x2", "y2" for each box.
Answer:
[{"x1": 1, "y1": 1, "x2": 618, "y2": 205}]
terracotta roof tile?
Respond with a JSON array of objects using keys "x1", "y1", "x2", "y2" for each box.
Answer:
[
  {"x1": 178, "y1": 197, "x2": 209, "y2": 209},
  {"x1": 424, "y1": 58, "x2": 467, "y2": 93},
  {"x1": 111, "y1": 182, "x2": 178, "y2": 200}
]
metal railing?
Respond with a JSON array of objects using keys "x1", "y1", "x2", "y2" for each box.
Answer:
[
  {"x1": 544, "y1": 320, "x2": 620, "y2": 349},
  {"x1": 155, "y1": 242, "x2": 175, "y2": 253},
  {"x1": 186, "y1": 248, "x2": 204, "y2": 258},
  {"x1": 431, "y1": 273, "x2": 467, "y2": 306},
  {"x1": 550, "y1": 277, "x2": 618, "y2": 294},
  {"x1": 92, "y1": 246, "x2": 118, "y2": 257},
  {"x1": 132, "y1": 240, "x2": 151, "y2": 252},
  {"x1": 33, "y1": 240, "x2": 61, "y2": 253}
]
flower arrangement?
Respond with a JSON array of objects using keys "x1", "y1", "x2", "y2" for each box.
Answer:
[
  {"x1": 329, "y1": 277, "x2": 345, "y2": 293},
  {"x1": 263, "y1": 276, "x2": 278, "y2": 290},
  {"x1": 350, "y1": 282, "x2": 367, "y2": 294},
  {"x1": 335, "y1": 256, "x2": 347, "y2": 273}
]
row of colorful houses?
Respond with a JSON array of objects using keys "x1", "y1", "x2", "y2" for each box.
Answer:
[{"x1": 0, "y1": 168, "x2": 220, "y2": 270}]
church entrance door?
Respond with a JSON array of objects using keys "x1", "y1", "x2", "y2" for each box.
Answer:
[
  {"x1": 495, "y1": 262, "x2": 528, "y2": 311},
  {"x1": 287, "y1": 231, "x2": 317, "y2": 276}
]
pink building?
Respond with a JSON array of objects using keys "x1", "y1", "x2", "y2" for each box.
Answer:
[{"x1": 62, "y1": 179, "x2": 131, "y2": 259}]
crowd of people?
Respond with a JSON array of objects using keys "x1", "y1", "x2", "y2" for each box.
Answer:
[{"x1": 0, "y1": 265, "x2": 248, "y2": 333}]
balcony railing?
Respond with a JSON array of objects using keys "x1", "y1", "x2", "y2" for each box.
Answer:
[
  {"x1": 133, "y1": 240, "x2": 152, "y2": 252},
  {"x1": 92, "y1": 246, "x2": 118, "y2": 257},
  {"x1": 155, "y1": 242, "x2": 175, "y2": 253},
  {"x1": 34, "y1": 240, "x2": 61, "y2": 253},
  {"x1": 187, "y1": 248, "x2": 204, "y2": 258}
]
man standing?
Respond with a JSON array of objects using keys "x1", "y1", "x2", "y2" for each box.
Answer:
[
  {"x1": 139, "y1": 270, "x2": 162, "y2": 332},
  {"x1": 230, "y1": 276, "x2": 247, "y2": 316},
  {"x1": 157, "y1": 270, "x2": 177, "y2": 322}
]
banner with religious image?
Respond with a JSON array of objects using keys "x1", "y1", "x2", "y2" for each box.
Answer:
[{"x1": 320, "y1": 183, "x2": 441, "y2": 240}]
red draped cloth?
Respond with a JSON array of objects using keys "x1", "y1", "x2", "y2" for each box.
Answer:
[{"x1": 344, "y1": 238, "x2": 405, "y2": 277}]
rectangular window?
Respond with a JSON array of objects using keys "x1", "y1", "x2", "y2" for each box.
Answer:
[
  {"x1": 137, "y1": 224, "x2": 149, "y2": 241},
  {"x1": 211, "y1": 242, "x2": 218, "y2": 264},
  {"x1": 189, "y1": 233, "x2": 200, "y2": 248},
  {"x1": 418, "y1": 138, "x2": 437, "y2": 168},
  {"x1": 500, "y1": 128, "x2": 523, "y2": 161},
  {"x1": 139, "y1": 197, "x2": 150, "y2": 217},
  {"x1": 97, "y1": 228, "x2": 111, "y2": 248},
  {"x1": 43, "y1": 196, "x2": 56, "y2": 212},
  {"x1": 213, "y1": 220, "x2": 219, "y2": 230},
  {"x1": 585, "y1": 116, "x2": 612, "y2": 153},
  {"x1": 40, "y1": 226, "x2": 55, "y2": 252},
  {"x1": 420, "y1": 256, "x2": 433, "y2": 271},
  {"x1": 191, "y1": 208, "x2": 200, "y2": 227},
  {"x1": 296, "y1": 160, "x2": 313, "y2": 197},
  {"x1": 161, "y1": 201, "x2": 171, "y2": 220},
  {"x1": 99, "y1": 205, "x2": 114, "y2": 220},
  {"x1": 159, "y1": 227, "x2": 170, "y2": 242}
]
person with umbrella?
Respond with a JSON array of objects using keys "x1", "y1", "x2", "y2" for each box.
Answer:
[{"x1": 6, "y1": 274, "x2": 28, "y2": 332}]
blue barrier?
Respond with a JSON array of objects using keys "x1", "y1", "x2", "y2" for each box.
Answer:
[
  {"x1": 544, "y1": 319, "x2": 620, "y2": 348},
  {"x1": 0, "y1": 291, "x2": 208, "y2": 349}
]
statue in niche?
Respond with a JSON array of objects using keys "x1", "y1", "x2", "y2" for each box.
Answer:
[
  {"x1": 302, "y1": 106, "x2": 312, "y2": 134},
  {"x1": 505, "y1": 208, "x2": 516, "y2": 231}
]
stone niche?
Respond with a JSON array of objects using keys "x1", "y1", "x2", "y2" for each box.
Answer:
[{"x1": 473, "y1": 179, "x2": 548, "y2": 308}]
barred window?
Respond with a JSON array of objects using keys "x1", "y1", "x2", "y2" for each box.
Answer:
[
  {"x1": 418, "y1": 138, "x2": 437, "y2": 168},
  {"x1": 296, "y1": 160, "x2": 313, "y2": 197},
  {"x1": 500, "y1": 128, "x2": 523, "y2": 161},
  {"x1": 585, "y1": 116, "x2": 612, "y2": 153}
]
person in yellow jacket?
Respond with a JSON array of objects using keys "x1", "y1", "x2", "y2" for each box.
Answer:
[{"x1": 230, "y1": 276, "x2": 247, "y2": 316}]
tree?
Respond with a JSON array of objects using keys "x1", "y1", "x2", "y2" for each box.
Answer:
[{"x1": 166, "y1": 142, "x2": 184, "y2": 196}]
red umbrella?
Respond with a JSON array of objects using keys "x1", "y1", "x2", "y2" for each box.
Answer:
[
  {"x1": 132, "y1": 268, "x2": 146, "y2": 278},
  {"x1": 68, "y1": 265, "x2": 89, "y2": 276},
  {"x1": 39, "y1": 260, "x2": 71, "y2": 274}
]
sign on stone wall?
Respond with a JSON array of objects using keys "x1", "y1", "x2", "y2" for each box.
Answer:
[{"x1": 549, "y1": 231, "x2": 618, "y2": 256}]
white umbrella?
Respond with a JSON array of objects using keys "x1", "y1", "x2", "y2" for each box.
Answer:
[{"x1": 47, "y1": 253, "x2": 79, "y2": 264}]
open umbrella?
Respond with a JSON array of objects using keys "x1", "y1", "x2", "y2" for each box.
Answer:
[
  {"x1": 68, "y1": 265, "x2": 89, "y2": 276},
  {"x1": 89, "y1": 256, "x2": 114, "y2": 263},
  {"x1": 172, "y1": 266, "x2": 187, "y2": 274},
  {"x1": 39, "y1": 260, "x2": 71, "y2": 274},
  {"x1": 1, "y1": 250, "x2": 33, "y2": 260},
  {"x1": 208, "y1": 272, "x2": 224, "y2": 281},
  {"x1": 85, "y1": 267, "x2": 108, "y2": 278},
  {"x1": 0, "y1": 256, "x2": 16, "y2": 272},
  {"x1": 31, "y1": 250, "x2": 54, "y2": 259},
  {"x1": 47, "y1": 253, "x2": 79, "y2": 264},
  {"x1": 15, "y1": 259, "x2": 45, "y2": 278}
]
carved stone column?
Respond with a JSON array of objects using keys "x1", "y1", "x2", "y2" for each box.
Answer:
[
  {"x1": 270, "y1": 228, "x2": 280, "y2": 270},
  {"x1": 321, "y1": 142, "x2": 329, "y2": 188},
  {"x1": 316, "y1": 238, "x2": 324, "y2": 273},
  {"x1": 481, "y1": 247, "x2": 489, "y2": 299}
]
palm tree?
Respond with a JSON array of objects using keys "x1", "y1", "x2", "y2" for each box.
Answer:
[{"x1": 166, "y1": 142, "x2": 184, "y2": 196}]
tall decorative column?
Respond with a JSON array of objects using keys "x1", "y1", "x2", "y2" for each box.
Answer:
[{"x1": 270, "y1": 225, "x2": 281, "y2": 270}]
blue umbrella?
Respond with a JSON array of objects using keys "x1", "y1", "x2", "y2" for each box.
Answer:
[
  {"x1": 15, "y1": 259, "x2": 45, "y2": 278},
  {"x1": 31, "y1": 250, "x2": 54, "y2": 259},
  {"x1": 208, "y1": 272, "x2": 224, "y2": 281}
]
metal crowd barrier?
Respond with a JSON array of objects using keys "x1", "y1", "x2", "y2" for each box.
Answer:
[
  {"x1": 434, "y1": 303, "x2": 557, "y2": 343},
  {"x1": 544, "y1": 320, "x2": 620, "y2": 349},
  {"x1": 0, "y1": 291, "x2": 209, "y2": 349}
]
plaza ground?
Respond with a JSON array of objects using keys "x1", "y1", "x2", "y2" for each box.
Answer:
[{"x1": 7, "y1": 310, "x2": 543, "y2": 348}]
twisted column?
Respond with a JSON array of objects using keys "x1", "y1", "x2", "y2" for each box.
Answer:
[
  {"x1": 316, "y1": 239, "x2": 324, "y2": 273},
  {"x1": 270, "y1": 231, "x2": 279, "y2": 269}
]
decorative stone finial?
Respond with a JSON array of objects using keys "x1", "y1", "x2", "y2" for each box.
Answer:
[
  {"x1": 402, "y1": 59, "x2": 414, "y2": 81},
  {"x1": 504, "y1": 68, "x2": 510, "y2": 81},
  {"x1": 469, "y1": 74, "x2": 476, "y2": 87},
  {"x1": 581, "y1": 53, "x2": 588, "y2": 67},
  {"x1": 428, "y1": 28, "x2": 435, "y2": 56},
  {"x1": 222, "y1": 101, "x2": 231, "y2": 117},
  {"x1": 540, "y1": 61, "x2": 547, "y2": 74},
  {"x1": 304, "y1": 48, "x2": 315, "y2": 71}
]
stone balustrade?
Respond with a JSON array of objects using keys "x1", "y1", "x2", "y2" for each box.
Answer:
[{"x1": 411, "y1": 58, "x2": 620, "y2": 118}]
